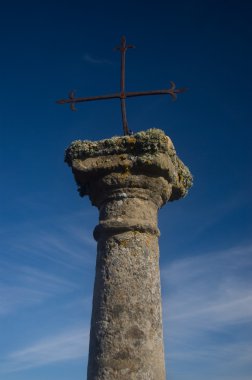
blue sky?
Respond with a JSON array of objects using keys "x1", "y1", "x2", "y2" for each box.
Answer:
[{"x1": 0, "y1": 1, "x2": 251, "y2": 379}]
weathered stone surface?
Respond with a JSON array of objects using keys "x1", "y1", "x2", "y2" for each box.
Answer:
[
  {"x1": 65, "y1": 128, "x2": 192, "y2": 202},
  {"x1": 65, "y1": 129, "x2": 192, "y2": 380}
]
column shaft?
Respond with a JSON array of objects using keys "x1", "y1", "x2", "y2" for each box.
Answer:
[{"x1": 87, "y1": 189, "x2": 165, "y2": 379}]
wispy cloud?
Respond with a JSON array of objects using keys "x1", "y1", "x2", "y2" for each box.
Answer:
[
  {"x1": 0, "y1": 211, "x2": 96, "y2": 320},
  {"x1": 0, "y1": 264, "x2": 76, "y2": 315},
  {"x1": 162, "y1": 244, "x2": 252, "y2": 329},
  {"x1": 162, "y1": 243, "x2": 252, "y2": 378},
  {"x1": 187, "y1": 191, "x2": 252, "y2": 242},
  {"x1": 1, "y1": 327, "x2": 89, "y2": 372},
  {"x1": 83, "y1": 53, "x2": 113, "y2": 65},
  {"x1": 2, "y1": 214, "x2": 96, "y2": 270}
]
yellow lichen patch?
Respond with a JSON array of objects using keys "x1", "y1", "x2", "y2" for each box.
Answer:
[
  {"x1": 127, "y1": 136, "x2": 136, "y2": 145},
  {"x1": 133, "y1": 231, "x2": 142, "y2": 239},
  {"x1": 121, "y1": 165, "x2": 131, "y2": 176},
  {"x1": 119, "y1": 239, "x2": 129, "y2": 248},
  {"x1": 119, "y1": 154, "x2": 127, "y2": 161},
  {"x1": 145, "y1": 237, "x2": 151, "y2": 248}
]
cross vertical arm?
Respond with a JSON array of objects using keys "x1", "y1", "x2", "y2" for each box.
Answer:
[
  {"x1": 120, "y1": 37, "x2": 128, "y2": 135},
  {"x1": 115, "y1": 35, "x2": 134, "y2": 136}
]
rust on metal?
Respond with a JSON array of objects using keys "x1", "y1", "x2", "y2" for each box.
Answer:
[{"x1": 56, "y1": 36, "x2": 187, "y2": 135}]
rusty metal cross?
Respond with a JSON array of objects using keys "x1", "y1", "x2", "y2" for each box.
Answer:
[{"x1": 56, "y1": 36, "x2": 187, "y2": 135}]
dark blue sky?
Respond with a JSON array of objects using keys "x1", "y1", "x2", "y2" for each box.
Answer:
[{"x1": 0, "y1": 1, "x2": 251, "y2": 379}]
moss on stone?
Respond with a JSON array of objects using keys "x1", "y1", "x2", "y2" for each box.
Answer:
[
  {"x1": 65, "y1": 128, "x2": 193, "y2": 201},
  {"x1": 65, "y1": 129, "x2": 173, "y2": 162}
]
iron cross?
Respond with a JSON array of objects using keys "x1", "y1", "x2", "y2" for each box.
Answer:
[{"x1": 56, "y1": 36, "x2": 187, "y2": 136}]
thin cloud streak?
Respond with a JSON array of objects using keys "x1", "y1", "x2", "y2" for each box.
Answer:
[
  {"x1": 1, "y1": 327, "x2": 89, "y2": 372},
  {"x1": 165, "y1": 340, "x2": 252, "y2": 380},
  {"x1": 190, "y1": 192, "x2": 251, "y2": 239},
  {"x1": 0, "y1": 264, "x2": 76, "y2": 315},
  {"x1": 83, "y1": 53, "x2": 114, "y2": 66},
  {"x1": 162, "y1": 243, "x2": 252, "y2": 378},
  {"x1": 2, "y1": 217, "x2": 96, "y2": 271},
  {"x1": 162, "y1": 243, "x2": 252, "y2": 331}
]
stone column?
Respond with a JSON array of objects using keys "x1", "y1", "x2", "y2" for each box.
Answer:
[{"x1": 65, "y1": 129, "x2": 192, "y2": 380}]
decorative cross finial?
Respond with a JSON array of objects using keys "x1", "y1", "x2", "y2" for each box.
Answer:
[{"x1": 56, "y1": 36, "x2": 187, "y2": 135}]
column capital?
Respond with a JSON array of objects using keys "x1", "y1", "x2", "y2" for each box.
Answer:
[{"x1": 65, "y1": 129, "x2": 192, "y2": 207}]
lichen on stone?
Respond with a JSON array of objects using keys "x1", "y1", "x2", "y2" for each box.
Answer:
[
  {"x1": 65, "y1": 128, "x2": 193, "y2": 201},
  {"x1": 65, "y1": 129, "x2": 174, "y2": 163}
]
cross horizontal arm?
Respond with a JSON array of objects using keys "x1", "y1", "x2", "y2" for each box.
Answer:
[
  {"x1": 56, "y1": 86, "x2": 187, "y2": 106},
  {"x1": 126, "y1": 87, "x2": 187, "y2": 100},
  {"x1": 56, "y1": 93, "x2": 121, "y2": 105}
]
